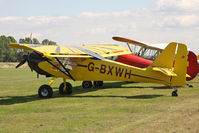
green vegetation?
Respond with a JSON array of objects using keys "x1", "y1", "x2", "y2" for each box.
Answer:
[
  {"x1": 0, "y1": 35, "x2": 57, "y2": 62},
  {"x1": 0, "y1": 67, "x2": 199, "y2": 133}
]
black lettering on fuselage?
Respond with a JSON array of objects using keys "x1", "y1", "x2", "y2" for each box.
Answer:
[
  {"x1": 88, "y1": 62, "x2": 95, "y2": 71},
  {"x1": 107, "y1": 66, "x2": 114, "y2": 75},
  {"x1": 125, "y1": 69, "x2": 132, "y2": 79},
  {"x1": 87, "y1": 62, "x2": 132, "y2": 79},
  {"x1": 115, "y1": 67, "x2": 124, "y2": 77},
  {"x1": 100, "y1": 64, "x2": 106, "y2": 73}
]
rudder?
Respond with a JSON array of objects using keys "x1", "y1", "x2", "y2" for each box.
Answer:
[{"x1": 171, "y1": 43, "x2": 188, "y2": 86}]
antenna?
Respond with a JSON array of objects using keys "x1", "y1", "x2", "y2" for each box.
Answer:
[{"x1": 30, "y1": 33, "x2": 32, "y2": 44}]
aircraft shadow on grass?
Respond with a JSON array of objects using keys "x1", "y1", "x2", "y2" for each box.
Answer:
[{"x1": 0, "y1": 82, "x2": 164, "y2": 105}]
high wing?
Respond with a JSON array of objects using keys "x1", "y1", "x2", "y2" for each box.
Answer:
[
  {"x1": 112, "y1": 36, "x2": 163, "y2": 60},
  {"x1": 9, "y1": 43, "x2": 131, "y2": 58},
  {"x1": 112, "y1": 36, "x2": 162, "y2": 51}
]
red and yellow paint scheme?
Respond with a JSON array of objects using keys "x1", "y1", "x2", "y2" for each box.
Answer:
[
  {"x1": 113, "y1": 36, "x2": 199, "y2": 81},
  {"x1": 9, "y1": 42, "x2": 189, "y2": 98}
]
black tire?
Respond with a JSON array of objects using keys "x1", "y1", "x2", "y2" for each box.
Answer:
[
  {"x1": 172, "y1": 90, "x2": 178, "y2": 97},
  {"x1": 82, "y1": 81, "x2": 92, "y2": 89},
  {"x1": 59, "y1": 82, "x2": 72, "y2": 95},
  {"x1": 93, "y1": 81, "x2": 103, "y2": 88},
  {"x1": 38, "y1": 85, "x2": 53, "y2": 98}
]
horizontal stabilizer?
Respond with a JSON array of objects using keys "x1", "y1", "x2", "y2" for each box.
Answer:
[
  {"x1": 186, "y1": 74, "x2": 191, "y2": 78},
  {"x1": 152, "y1": 67, "x2": 177, "y2": 76}
]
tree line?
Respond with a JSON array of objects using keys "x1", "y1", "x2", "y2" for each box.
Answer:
[{"x1": 0, "y1": 35, "x2": 57, "y2": 62}]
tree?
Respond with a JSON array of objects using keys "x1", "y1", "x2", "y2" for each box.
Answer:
[
  {"x1": 25, "y1": 37, "x2": 32, "y2": 44},
  {"x1": 0, "y1": 35, "x2": 57, "y2": 62},
  {"x1": 7, "y1": 36, "x2": 17, "y2": 43},
  {"x1": 0, "y1": 35, "x2": 17, "y2": 62},
  {"x1": 41, "y1": 39, "x2": 57, "y2": 45},
  {"x1": 19, "y1": 38, "x2": 26, "y2": 43},
  {"x1": 41, "y1": 39, "x2": 49, "y2": 45},
  {"x1": 32, "y1": 38, "x2": 40, "y2": 44},
  {"x1": 48, "y1": 40, "x2": 57, "y2": 45}
]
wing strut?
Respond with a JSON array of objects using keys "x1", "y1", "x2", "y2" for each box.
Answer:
[
  {"x1": 54, "y1": 57, "x2": 75, "y2": 81},
  {"x1": 34, "y1": 52, "x2": 75, "y2": 81},
  {"x1": 45, "y1": 59, "x2": 75, "y2": 81}
]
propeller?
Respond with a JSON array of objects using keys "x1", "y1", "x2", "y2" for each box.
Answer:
[{"x1": 16, "y1": 55, "x2": 28, "y2": 68}]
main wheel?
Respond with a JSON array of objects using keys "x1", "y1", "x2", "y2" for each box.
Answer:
[
  {"x1": 93, "y1": 81, "x2": 103, "y2": 88},
  {"x1": 172, "y1": 90, "x2": 178, "y2": 97},
  {"x1": 59, "y1": 82, "x2": 72, "y2": 95},
  {"x1": 38, "y1": 85, "x2": 53, "y2": 98},
  {"x1": 82, "y1": 81, "x2": 92, "y2": 89}
]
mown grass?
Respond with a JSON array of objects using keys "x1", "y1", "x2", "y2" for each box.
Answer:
[{"x1": 0, "y1": 68, "x2": 199, "y2": 133}]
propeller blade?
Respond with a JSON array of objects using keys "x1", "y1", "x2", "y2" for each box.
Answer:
[
  {"x1": 16, "y1": 59, "x2": 27, "y2": 68},
  {"x1": 15, "y1": 55, "x2": 28, "y2": 68}
]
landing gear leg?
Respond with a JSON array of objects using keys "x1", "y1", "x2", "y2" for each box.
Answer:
[
  {"x1": 38, "y1": 77, "x2": 57, "y2": 98},
  {"x1": 59, "y1": 79, "x2": 72, "y2": 95},
  {"x1": 49, "y1": 77, "x2": 56, "y2": 86},
  {"x1": 171, "y1": 87, "x2": 178, "y2": 97}
]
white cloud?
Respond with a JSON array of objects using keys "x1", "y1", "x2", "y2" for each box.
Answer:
[
  {"x1": 26, "y1": 16, "x2": 71, "y2": 25},
  {"x1": 177, "y1": 15, "x2": 199, "y2": 27},
  {"x1": 78, "y1": 12, "x2": 110, "y2": 18},
  {"x1": 89, "y1": 27, "x2": 107, "y2": 34},
  {"x1": 156, "y1": 0, "x2": 199, "y2": 11},
  {"x1": 0, "y1": 16, "x2": 23, "y2": 21},
  {"x1": 152, "y1": 15, "x2": 199, "y2": 28},
  {"x1": 0, "y1": 16, "x2": 71, "y2": 25}
]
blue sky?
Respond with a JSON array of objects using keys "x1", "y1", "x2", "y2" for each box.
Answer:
[
  {"x1": 0, "y1": 0, "x2": 199, "y2": 53},
  {"x1": 0, "y1": 0, "x2": 157, "y2": 17}
]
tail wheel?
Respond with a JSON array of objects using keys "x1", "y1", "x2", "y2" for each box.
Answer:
[
  {"x1": 59, "y1": 82, "x2": 72, "y2": 95},
  {"x1": 38, "y1": 85, "x2": 53, "y2": 98},
  {"x1": 172, "y1": 90, "x2": 178, "y2": 97},
  {"x1": 82, "y1": 81, "x2": 92, "y2": 89},
  {"x1": 94, "y1": 81, "x2": 103, "y2": 88}
]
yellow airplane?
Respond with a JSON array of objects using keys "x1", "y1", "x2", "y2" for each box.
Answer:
[{"x1": 9, "y1": 42, "x2": 188, "y2": 98}]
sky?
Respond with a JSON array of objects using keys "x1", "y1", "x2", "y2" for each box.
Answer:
[{"x1": 0, "y1": 0, "x2": 199, "y2": 54}]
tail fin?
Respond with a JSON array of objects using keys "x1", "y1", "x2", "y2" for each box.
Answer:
[
  {"x1": 149, "y1": 42, "x2": 188, "y2": 86},
  {"x1": 150, "y1": 42, "x2": 177, "y2": 69}
]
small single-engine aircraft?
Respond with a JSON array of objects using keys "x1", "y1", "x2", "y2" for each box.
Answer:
[
  {"x1": 112, "y1": 36, "x2": 199, "y2": 81},
  {"x1": 9, "y1": 42, "x2": 189, "y2": 98}
]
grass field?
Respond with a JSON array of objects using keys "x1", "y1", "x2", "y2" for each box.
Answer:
[{"x1": 0, "y1": 67, "x2": 199, "y2": 133}]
